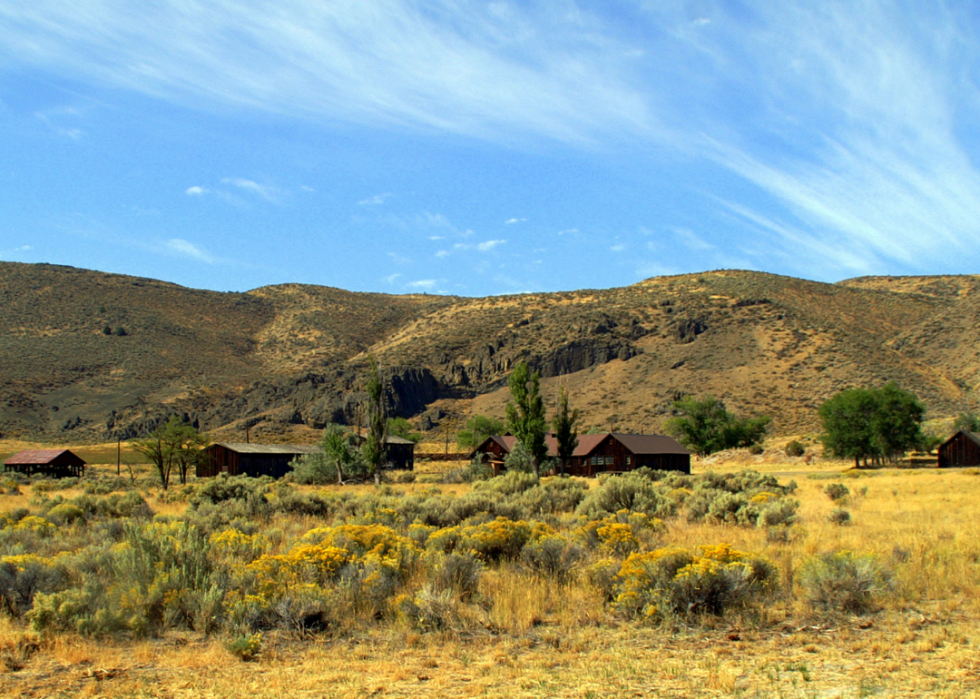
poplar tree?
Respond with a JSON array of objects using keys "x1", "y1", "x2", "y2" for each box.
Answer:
[
  {"x1": 506, "y1": 362, "x2": 548, "y2": 476},
  {"x1": 552, "y1": 385, "x2": 580, "y2": 476}
]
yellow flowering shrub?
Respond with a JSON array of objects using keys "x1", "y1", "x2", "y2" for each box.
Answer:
[
  {"x1": 209, "y1": 529, "x2": 269, "y2": 564},
  {"x1": 13, "y1": 516, "x2": 56, "y2": 536},
  {"x1": 429, "y1": 518, "x2": 554, "y2": 563},
  {"x1": 575, "y1": 510, "x2": 664, "y2": 553},
  {"x1": 613, "y1": 544, "x2": 776, "y2": 619},
  {"x1": 247, "y1": 544, "x2": 353, "y2": 598}
]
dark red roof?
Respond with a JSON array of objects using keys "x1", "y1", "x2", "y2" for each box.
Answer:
[
  {"x1": 610, "y1": 433, "x2": 690, "y2": 456},
  {"x1": 472, "y1": 433, "x2": 688, "y2": 458},
  {"x1": 4, "y1": 449, "x2": 85, "y2": 465}
]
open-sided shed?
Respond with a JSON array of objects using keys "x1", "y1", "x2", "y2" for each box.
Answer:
[
  {"x1": 938, "y1": 430, "x2": 980, "y2": 468},
  {"x1": 4, "y1": 449, "x2": 86, "y2": 478}
]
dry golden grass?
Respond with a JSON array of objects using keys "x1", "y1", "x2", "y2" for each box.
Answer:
[{"x1": 5, "y1": 461, "x2": 980, "y2": 697}]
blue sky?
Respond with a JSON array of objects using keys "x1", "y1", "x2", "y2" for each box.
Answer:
[{"x1": 1, "y1": 1, "x2": 979, "y2": 296}]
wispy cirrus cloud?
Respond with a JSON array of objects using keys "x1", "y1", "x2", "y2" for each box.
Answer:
[
  {"x1": 162, "y1": 238, "x2": 217, "y2": 264},
  {"x1": 4, "y1": 2, "x2": 980, "y2": 277},
  {"x1": 0, "y1": 1, "x2": 654, "y2": 146},
  {"x1": 185, "y1": 186, "x2": 208, "y2": 196}
]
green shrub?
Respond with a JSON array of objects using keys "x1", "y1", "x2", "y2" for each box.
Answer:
[
  {"x1": 521, "y1": 535, "x2": 583, "y2": 584},
  {"x1": 576, "y1": 473, "x2": 675, "y2": 520},
  {"x1": 748, "y1": 444, "x2": 764, "y2": 455},
  {"x1": 431, "y1": 552, "x2": 483, "y2": 601},
  {"x1": 824, "y1": 483, "x2": 850, "y2": 501},
  {"x1": 46, "y1": 503, "x2": 85, "y2": 525},
  {"x1": 519, "y1": 479, "x2": 588, "y2": 516},
  {"x1": 0, "y1": 558, "x2": 67, "y2": 617},
  {"x1": 226, "y1": 633, "x2": 262, "y2": 661},
  {"x1": 797, "y1": 551, "x2": 887, "y2": 614},
  {"x1": 785, "y1": 440, "x2": 806, "y2": 457},
  {"x1": 473, "y1": 471, "x2": 539, "y2": 497},
  {"x1": 402, "y1": 585, "x2": 463, "y2": 631},
  {"x1": 441, "y1": 454, "x2": 495, "y2": 484},
  {"x1": 828, "y1": 508, "x2": 851, "y2": 526},
  {"x1": 757, "y1": 499, "x2": 800, "y2": 528}
]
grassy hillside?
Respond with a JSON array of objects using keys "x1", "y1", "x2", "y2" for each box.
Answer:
[{"x1": 0, "y1": 262, "x2": 976, "y2": 441}]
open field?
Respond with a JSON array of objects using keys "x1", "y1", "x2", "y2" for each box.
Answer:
[{"x1": 0, "y1": 445, "x2": 978, "y2": 697}]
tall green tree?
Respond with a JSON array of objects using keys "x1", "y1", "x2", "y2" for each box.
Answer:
[
  {"x1": 456, "y1": 414, "x2": 506, "y2": 450},
  {"x1": 818, "y1": 382, "x2": 925, "y2": 468},
  {"x1": 552, "y1": 385, "x2": 580, "y2": 476},
  {"x1": 133, "y1": 416, "x2": 208, "y2": 490},
  {"x1": 954, "y1": 411, "x2": 980, "y2": 434},
  {"x1": 505, "y1": 362, "x2": 548, "y2": 476},
  {"x1": 361, "y1": 357, "x2": 388, "y2": 485},
  {"x1": 387, "y1": 417, "x2": 422, "y2": 444},
  {"x1": 664, "y1": 395, "x2": 770, "y2": 458},
  {"x1": 322, "y1": 423, "x2": 363, "y2": 484}
]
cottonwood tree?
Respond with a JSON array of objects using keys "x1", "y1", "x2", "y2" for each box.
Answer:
[
  {"x1": 664, "y1": 395, "x2": 770, "y2": 458},
  {"x1": 134, "y1": 416, "x2": 208, "y2": 490},
  {"x1": 456, "y1": 414, "x2": 506, "y2": 450},
  {"x1": 506, "y1": 362, "x2": 548, "y2": 476},
  {"x1": 552, "y1": 385, "x2": 580, "y2": 476},
  {"x1": 819, "y1": 382, "x2": 925, "y2": 468},
  {"x1": 322, "y1": 423, "x2": 364, "y2": 484}
]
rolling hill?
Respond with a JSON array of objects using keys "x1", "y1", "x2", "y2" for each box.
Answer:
[{"x1": 0, "y1": 261, "x2": 975, "y2": 443}]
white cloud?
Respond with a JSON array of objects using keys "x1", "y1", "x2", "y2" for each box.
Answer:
[
  {"x1": 383, "y1": 273, "x2": 401, "y2": 284},
  {"x1": 610, "y1": 244, "x2": 626, "y2": 253},
  {"x1": 5, "y1": 2, "x2": 980, "y2": 273},
  {"x1": 476, "y1": 239, "x2": 505, "y2": 252},
  {"x1": 34, "y1": 109, "x2": 83, "y2": 140},
  {"x1": 221, "y1": 178, "x2": 279, "y2": 203},
  {"x1": 359, "y1": 193, "x2": 391, "y2": 206},
  {"x1": 435, "y1": 250, "x2": 450, "y2": 258},
  {"x1": 407, "y1": 279, "x2": 437, "y2": 290},
  {"x1": 0, "y1": 2, "x2": 658, "y2": 147},
  {"x1": 387, "y1": 252, "x2": 412, "y2": 266},
  {"x1": 505, "y1": 217, "x2": 526, "y2": 225},
  {"x1": 557, "y1": 228, "x2": 578, "y2": 236},
  {"x1": 163, "y1": 238, "x2": 216, "y2": 263},
  {"x1": 300, "y1": 185, "x2": 315, "y2": 192},
  {"x1": 0, "y1": 244, "x2": 33, "y2": 259},
  {"x1": 671, "y1": 227, "x2": 714, "y2": 252},
  {"x1": 185, "y1": 186, "x2": 207, "y2": 196}
]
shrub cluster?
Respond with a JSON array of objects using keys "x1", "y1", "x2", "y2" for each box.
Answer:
[{"x1": 0, "y1": 468, "x2": 833, "y2": 641}]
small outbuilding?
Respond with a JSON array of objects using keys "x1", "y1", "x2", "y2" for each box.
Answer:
[
  {"x1": 937, "y1": 430, "x2": 980, "y2": 468},
  {"x1": 4, "y1": 449, "x2": 86, "y2": 478},
  {"x1": 198, "y1": 443, "x2": 322, "y2": 479}
]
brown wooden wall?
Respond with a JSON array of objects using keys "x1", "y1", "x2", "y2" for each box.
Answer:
[
  {"x1": 567, "y1": 436, "x2": 690, "y2": 476},
  {"x1": 198, "y1": 446, "x2": 296, "y2": 479},
  {"x1": 938, "y1": 433, "x2": 980, "y2": 467}
]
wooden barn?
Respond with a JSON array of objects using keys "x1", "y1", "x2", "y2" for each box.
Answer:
[
  {"x1": 470, "y1": 433, "x2": 690, "y2": 476},
  {"x1": 938, "y1": 431, "x2": 980, "y2": 468},
  {"x1": 4, "y1": 449, "x2": 86, "y2": 478},
  {"x1": 379, "y1": 435, "x2": 416, "y2": 470},
  {"x1": 198, "y1": 443, "x2": 321, "y2": 479},
  {"x1": 197, "y1": 436, "x2": 416, "y2": 479}
]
